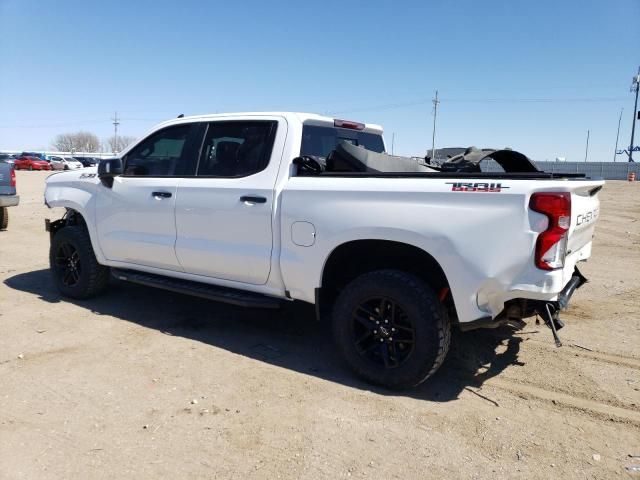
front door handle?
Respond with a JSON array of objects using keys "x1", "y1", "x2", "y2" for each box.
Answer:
[
  {"x1": 152, "y1": 191, "x2": 172, "y2": 199},
  {"x1": 240, "y1": 195, "x2": 267, "y2": 204}
]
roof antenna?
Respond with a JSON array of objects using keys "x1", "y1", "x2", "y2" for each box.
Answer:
[{"x1": 177, "y1": 114, "x2": 184, "y2": 118}]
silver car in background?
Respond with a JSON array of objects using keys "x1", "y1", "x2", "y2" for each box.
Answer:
[{"x1": 49, "y1": 156, "x2": 84, "y2": 170}]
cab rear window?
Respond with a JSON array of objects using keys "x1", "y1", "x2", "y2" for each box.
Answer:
[{"x1": 301, "y1": 125, "x2": 384, "y2": 160}]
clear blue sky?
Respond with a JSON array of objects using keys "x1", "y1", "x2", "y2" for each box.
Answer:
[{"x1": 1, "y1": 0, "x2": 638, "y2": 161}]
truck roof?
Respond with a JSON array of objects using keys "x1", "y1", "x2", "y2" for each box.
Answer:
[{"x1": 155, "y1": 112, "x2": 384, "y2": 135}]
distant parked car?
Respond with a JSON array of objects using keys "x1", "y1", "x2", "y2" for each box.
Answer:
[
  {"x1": 20, "y1": 151, "x2": 46, "y2": 160},
  {"x1": 46, "y1": 157, "x2": 65, "y2": 170},
  {"x1": 0, "y1": 161, "x2": 19, "y2": 230},
  {"x1": 49, "y1": 155, "x2": 83, "y2": 170},
  {"x1": 14, "y1": 156, "x2": 52, "y2": 171},
  {"x1": 73, "y1": 156, "x2": 99, "y2": 167},
  {"x1": 0, "y1": 154, "x2": 16, "y2": 166}
]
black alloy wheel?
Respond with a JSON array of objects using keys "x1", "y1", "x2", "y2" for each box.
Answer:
[
  {"x1": 54, "y1": 242, "x2": 82, "y2": 287},
  {"x1": 351, "y1": 296, "x2": 416, "y2": 368}
]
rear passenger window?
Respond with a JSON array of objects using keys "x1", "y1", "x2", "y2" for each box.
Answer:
[
  {"x1": 197, "y1": 121, "x2": 276, "y2": 177},
  {"x1": 124, "y1": 124, "x2": 193, "y2": 176}
]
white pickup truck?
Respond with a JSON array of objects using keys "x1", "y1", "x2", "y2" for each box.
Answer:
[{"x1": 44, "y1": 112, "x2": 603, "y2": 389}]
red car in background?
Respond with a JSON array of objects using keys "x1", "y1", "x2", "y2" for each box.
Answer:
[{"x1": 14, "y1": 156, "x2": 52, "y2": 171}]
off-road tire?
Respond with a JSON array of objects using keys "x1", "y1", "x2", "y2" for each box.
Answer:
[
  {"x1": 332, "y1": 269, "x2": 451, "y2": 389},
  {"x1": 0, "y1": 207, "x2": 8, "y2": 230},
  {"x1": 50, "y1": 226, "x2": 109, "y2": 299}
]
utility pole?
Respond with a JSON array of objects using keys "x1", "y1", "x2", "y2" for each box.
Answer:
[
  {"x1": 430, "y1": 90, "x2": 439, "y2": 161},
  {"x1": 391, "y1": 132, "x2": 395, "y2": 155},
  {"x1": 584, "y1": 129, "x2": 590, "y2": 162},
  {"x1": 614, "y1": 107, "x2": 623, "y2": 162},
  {"x1": 629, "y1": 68, "x2": 640, "y2": 162},
  {"x1": 112, "y1": 112, "x2": 120, "y2": 154}
]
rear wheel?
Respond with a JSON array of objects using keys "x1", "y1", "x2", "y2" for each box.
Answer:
[
  {"x1": 50, "y1": 226, "x2": 109, "y2": 299},
  {"x1": 0, "y1": 207, "x2": 8, "y2": 230},
  {"x1": 332, "y1": 269, "x2": 451, "y2": 389}
]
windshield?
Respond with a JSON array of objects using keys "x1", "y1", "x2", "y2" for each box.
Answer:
[{"x1": 301, "y1": 125, "x2": 385, "y2": 160}]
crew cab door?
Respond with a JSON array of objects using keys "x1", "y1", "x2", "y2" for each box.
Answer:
[
  {"x1": 95, "y1": 123, "x2": 200, "y2": 271},
  {"x1": 174, "y1": 118, "x2": 284, "y2": 285}
]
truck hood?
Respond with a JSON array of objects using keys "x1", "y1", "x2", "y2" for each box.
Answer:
[{"x1": 47, "y1": 166, "x2": 97, "y2": 182}]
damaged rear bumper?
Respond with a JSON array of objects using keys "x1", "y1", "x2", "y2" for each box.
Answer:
[{"x1": 459, "y1": 266, "x2": 588, "y2": 332}]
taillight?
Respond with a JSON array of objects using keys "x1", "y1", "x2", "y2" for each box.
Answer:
[
  {"x1": 10, "y1": 167, "x2": 16, "y2": 187},
  {"x1": 334, "y1": 119, "x2": 365, "y2": 130},
  {"x1": 529, "y1": 192, "x2": 571, "y2": 270}
]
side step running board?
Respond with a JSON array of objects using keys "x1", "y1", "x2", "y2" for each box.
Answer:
[{"x1": 111, "y1": 269, "x2": 281, "y2": 309}]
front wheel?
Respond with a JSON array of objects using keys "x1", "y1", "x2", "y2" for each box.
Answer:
[
  {"x1": 50, "y1": 226, "x2": 110, "y2": 299},
  {"x1": 332, "y1": 270, "x2": 451, "y2": 389}
]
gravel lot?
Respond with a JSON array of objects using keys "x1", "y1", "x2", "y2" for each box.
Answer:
[{"x1": 1, "y1": 171, "x2": 639, "y2": 479}]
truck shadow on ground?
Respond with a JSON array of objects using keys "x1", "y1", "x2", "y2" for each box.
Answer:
[{"x1": 6, "y1": 269, "x2": 529, "y2": 403}]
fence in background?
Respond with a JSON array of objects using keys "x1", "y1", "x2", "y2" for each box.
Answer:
[{"x1": 483, "y1": 160, "x2": 640, "y2": 180}]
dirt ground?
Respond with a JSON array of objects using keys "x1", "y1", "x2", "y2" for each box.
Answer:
[{"x1": 1, "y1": 171, "x2": 639, "y2": 479}]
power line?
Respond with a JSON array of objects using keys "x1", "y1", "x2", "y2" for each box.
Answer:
[
  {"x1": 430, "y1": 90, "x2": 439, "y2": 159},
  {"x1": 584, "y1": 129, "x2": 590, "y2": 162},
  {"x1": 329, "y1": 96, "x2": 628, "y2": 115},
  {"x1": 0, "y1": 120, "x2": 108, "y2": 129},
  {"x1": 112, "y1": 112, "x2": 120, "y2": 153},
  {"x1": 629, "y1": 67, "x2": 639, "y2": 162},
  {"x1": 613, "y1": 107, "x2": 624, "y2": 162}
]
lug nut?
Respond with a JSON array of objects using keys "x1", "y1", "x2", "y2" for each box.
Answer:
[
  {"x1": 391, "y1": 328, "x2": 396, "y2": 332},
  {"x1": 373, "y1": 330, "x2": 377, "y2": 334},
  {"x1": 389, "y1": 337, "x2": 393, "y2": 341},
  {"x1": 379, "y1": 338, "x2": 384, "y2": 342},
  {"x1": 384, "y1": 320, "x2": 389, "y2": 324}
]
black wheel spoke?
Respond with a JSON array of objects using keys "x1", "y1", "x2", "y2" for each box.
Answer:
[
  {"x1": 392, "y1": 338, "x2": 414, "y2": 345},
  {"x1": 354, "y1": 314, "x2": 375, "y2": 332},
  {"x1": 378, "y1": 298, "x2": 387, "y2": 317},
  {"x1": 388, "y1": 341, "x2": 399, "y2": 367},
  {"x1": 355, "y1": 330, "x2": 373, "y2": 346},
  {"x1": 380, "y1": 343, "x2": 391, "y2": 368},
  {"x1": 390, "y1": 301, "x2": 397, "y2": 324},
  {"x1": 55, "y1": 242, "x2": 81, "y2": 287},
  {"x1": 62, "y1": 269, "x2": 74, "y2": 285},
  {"x1": 357, "y1": 340, "x2": 379, "y2": 355},
  {"x1": 356, "y1": 304, "x2": 377, "y2": 320},
  {"x1": 391, "y1": 324, "x2": 414, "y2": 335}
]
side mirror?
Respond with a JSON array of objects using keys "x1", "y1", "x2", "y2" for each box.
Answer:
[{"x1": 97, "y1": 157, "x2": 123, "y2": 188}]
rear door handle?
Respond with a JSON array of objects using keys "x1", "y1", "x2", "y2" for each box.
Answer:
[
  {"x1": 152, "y1": 191, "x2": 172, "y2": 199},
  {"x1": 240, "y1": 195, "x2": 267, "y2": 204}
]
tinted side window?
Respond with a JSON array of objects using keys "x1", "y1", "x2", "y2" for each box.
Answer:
[
  {"x1": 301, "y1": 125, "x2": 385, "y2": 160},
  {"x1": 124, "y1": 124, "x2": 192, "y2": 176},
  {"x1": 197, "y1": 121, "x2": 276, "y2": 177}
]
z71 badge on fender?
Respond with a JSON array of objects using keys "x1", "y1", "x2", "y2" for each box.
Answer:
[{"x1": 445, "y1": 182, "x2": 510, "y2": 192}]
